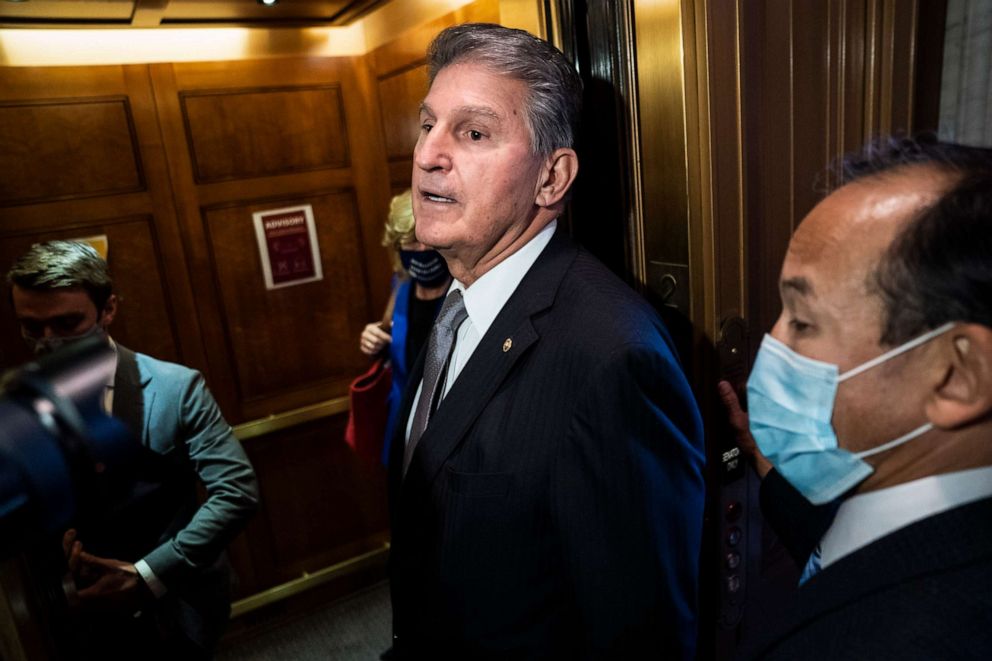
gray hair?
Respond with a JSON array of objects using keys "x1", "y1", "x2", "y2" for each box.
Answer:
[
  {"x1": 7, "y1": 240, "x2": 114, "y2": 310},
  {"x1": 427, "y1": 23, "x2": 583, "y2": 157}
]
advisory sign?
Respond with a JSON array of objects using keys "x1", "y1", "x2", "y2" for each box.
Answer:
[{"x1": 252, "y1": 204, "x2": 323, "y2": 290}]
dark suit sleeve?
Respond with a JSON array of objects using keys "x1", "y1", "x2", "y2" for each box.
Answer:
[
  {"x1": 552, "y1": 341, "x2": 705, "y2": 659},
  {"x1": 759, "y1": 469, "x2": 838, "y2": 567},
  {"x1": 142, "y1": 371, "x2": 259, "y2": 585}
]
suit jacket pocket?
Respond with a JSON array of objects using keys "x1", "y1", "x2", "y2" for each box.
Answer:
[{"x1": 446, "y1": 467, "x2": 511, "y2": 498}]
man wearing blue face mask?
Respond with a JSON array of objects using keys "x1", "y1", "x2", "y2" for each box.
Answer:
[
  {"x1": 6, "y1": 240, "x2": 259, "y2": 660},
  {"x1": 742, "y1": 138, "x2": 992, "y2": 659}
]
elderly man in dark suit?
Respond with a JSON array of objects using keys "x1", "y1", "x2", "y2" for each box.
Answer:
[
  {"x1": 387, "y1": 23, "x2": 705, "y2": 659},
  {"x1": 7, "y1": 240, "x2": 259, "y2": 660},
  {"x1": 739, "y1": 139, "x2": 992, "y2": 659}
]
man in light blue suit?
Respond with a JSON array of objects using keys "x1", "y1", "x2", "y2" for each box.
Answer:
[{"x1": 7, "y1": 240, "x2": 259, "y2": 660}]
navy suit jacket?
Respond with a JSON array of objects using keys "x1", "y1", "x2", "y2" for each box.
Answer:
[
  {"x1": 752, "y1": 496, "x2": 992, "y2": 659},
  {"x1": 388, "y1": 229, "x2": 706, "y2": 659}
]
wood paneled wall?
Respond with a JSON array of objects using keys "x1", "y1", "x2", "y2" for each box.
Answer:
[
  {"x1": 0, "y1": 0, "x2": 504, "y2": 610},
  {"x1": 0, "y1": 55, "x2": 392, "y2": 600},
  {"x1": 0, "y1": 58, "x2": 388, "y2": 599},
  {"x1": 148, "y1": 56, "x2": 392, "y2": 421},
  {"x1": 0, "y1": 66, "x2": 190, "y2": 370}
]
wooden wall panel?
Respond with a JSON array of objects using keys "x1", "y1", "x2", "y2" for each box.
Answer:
[
  {"x1": 151, "y1": 56, "x2": 393, "y2": 420},
  {"x1": 0, "y1": 0, "x2": 505, "y2": 618},
  {"x1": 0, "y1": 216, "x2": 178, "y2": 368},
  {"x1": 149, "y1": 54, "x2": 394, "y2": 599},
  {"x1": 202, "y1": 189, "x2": 370, "y2": 406},
  {"x1": 0, "y1": 65, "x2": 197, "y2": 374},
  {"x1": 180, "y1": 85, "x2": 350, "y2": 183},
  {"x1": 0, "y1": 54, "x2": 395, "y2": 606},
  {"x1": 378, "y1": 65, "x2": 428, "y2": 162},
  {"x1": 242, "y1": 415, "x2": 388, "y2": 587},
  {"x1": 0, "y1": 97, "x2": 144, "y2": 206}
]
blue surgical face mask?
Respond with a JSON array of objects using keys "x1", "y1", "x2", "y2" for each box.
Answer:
[
  {"x1": 746, "y1": 322, "x2": 955, "y2": 504},
  {"x1": 400, "y1": 249, "x2": 450, "y2": 287}
]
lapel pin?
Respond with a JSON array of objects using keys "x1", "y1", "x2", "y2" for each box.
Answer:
[{"x1": 502, "y1": 338, "x2": 513, "y2": 353}]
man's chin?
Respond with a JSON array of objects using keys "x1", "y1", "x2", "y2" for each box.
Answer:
[{"x1": 414, "y1": 226, "x2": 455, "y2": 253}]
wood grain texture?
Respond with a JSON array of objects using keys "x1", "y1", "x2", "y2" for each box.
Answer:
[
  {"x1": 368, "y1": 0, "x2": 499, "y2": 78},
  {"x1": 378, "y1": 64, "x2": 428, "y2": 162},
  {"x1": 0, "y1": 64, "x2": 195, "y2": 377},
  {"x1": 180, "y1": 85, "x2": 349, "y2": 183},
  {"x1": 0, "y1": 97, "x2": 144, "y2": 206},
  {"x1": 202, "y1": 189, "x2": 370, "y2": 404},
  {"x1": 0, "y1": 216, "x2": 178, "y2": 370},
  {"x1": 237, "y1": 413, "x2": 389, "y2": 592}
]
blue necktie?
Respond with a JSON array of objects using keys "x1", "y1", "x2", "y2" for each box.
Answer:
[{"x1": 799, "y1": 544, "x2": 822, "y2": 586}]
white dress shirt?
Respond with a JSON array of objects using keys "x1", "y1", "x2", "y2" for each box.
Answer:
[
  {"x1": 405, "y1": 220, "x2": 557, "y2": 443},
  {"x1": 819, "y1": 465, "x2": 992, "y2": 569}
]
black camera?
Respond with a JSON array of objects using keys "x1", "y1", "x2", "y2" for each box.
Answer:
[{"x1": 0, "y1": 338, "x2": 133, "y2": 559}]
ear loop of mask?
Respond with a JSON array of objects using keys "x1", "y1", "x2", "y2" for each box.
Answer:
[
  {"x1": 840, "y1": 322, "x2": 956, "y2": 459},
  {"x1": 837, "y1": 322, "x2": 956, "y2": 383},
  {"x1": 855, "y1": 423, "x2": 934, "y2": 459}
]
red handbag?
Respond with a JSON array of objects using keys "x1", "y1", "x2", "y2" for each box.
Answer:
[
  {"x1": 344, "y1": 288, "x2": 397, "y2": 466},
  {"x1": 344, "y1": 357, "x2": 392, "y2": 466}
]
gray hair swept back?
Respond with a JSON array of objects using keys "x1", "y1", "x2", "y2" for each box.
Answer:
[{"x1": 426, "y1": 23, "x2": 583, "y2": 157}]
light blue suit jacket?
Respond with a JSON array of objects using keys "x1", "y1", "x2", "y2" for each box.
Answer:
[{"x1": 84, "y1": 346, "x2": 259, "y2": 647}]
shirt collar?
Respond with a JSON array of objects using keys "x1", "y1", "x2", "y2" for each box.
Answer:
[
  {"x1": 451, "y1": 220, "x2": 557, "y2": 339},
  {"x1": 820, "y1": 465, "x2": 992, "y2": 568}
]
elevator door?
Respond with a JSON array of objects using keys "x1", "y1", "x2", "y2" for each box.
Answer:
[{"x1": 561, "y1": 0, "x2": 942, "y2": 658}]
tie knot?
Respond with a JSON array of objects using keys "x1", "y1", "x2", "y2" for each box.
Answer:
[{"x1": 437, "y1": 289, "x2": 468, "y2": 333}]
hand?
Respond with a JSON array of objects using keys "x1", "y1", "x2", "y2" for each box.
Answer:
[
  {"x1": 360, "y1": 322, "x2": 392, "y2": 356},
  {"x1": 61, "y1": 529, "x2": 148, "y2": 613},
  {"x1": 717, "y1": 380, "x2": 773, "y2": 478}
]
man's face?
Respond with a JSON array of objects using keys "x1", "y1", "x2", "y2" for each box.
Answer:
[
  {"x1": 412, "y1": 62, "x2": 548, "y2": 275},
  {"x1": 770, "y1": 167, "x2": 954, "y2": 455},
  {"x1": 11, "y1": 285, "x2": 115, "y2": 354}
]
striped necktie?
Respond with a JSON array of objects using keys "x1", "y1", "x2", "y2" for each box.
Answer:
[{"x1": 403, "y1": 290, "x2": 468, "y2": 476}]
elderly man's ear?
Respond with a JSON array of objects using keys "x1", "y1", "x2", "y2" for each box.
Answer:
[
  {"x1": 535, "y1": 148, "x2": 578, "y2": 208},
  {"x1": 926, "y1": 324, "x2": 992, "y2": 429}
]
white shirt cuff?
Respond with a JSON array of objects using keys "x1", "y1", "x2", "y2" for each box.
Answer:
[{"x1": 134, "y1": 559, "x2": 168, "y2": 598}]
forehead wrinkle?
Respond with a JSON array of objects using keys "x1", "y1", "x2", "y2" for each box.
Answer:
[
  {"x1": 442, "y1": 104, "x2": 504, "y2": 125},
  {"x1": 459, "y1": 105, "x2": 502, "y2": 120},
  {"x1": 419, "y1": 101, "x2": 504, "y2": 127}
]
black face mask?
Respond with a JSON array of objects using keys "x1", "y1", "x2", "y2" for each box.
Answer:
[
  {"x1": 400, "y1": 249, "x2": 450, "y2": 287},
  {"x1": 22, "y1": 323, "x2": 107, "y2": 356}
]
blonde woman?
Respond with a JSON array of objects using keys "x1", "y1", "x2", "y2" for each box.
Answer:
[{"x1": 359, "y1": 189, "x2": 451, "y2": 464}]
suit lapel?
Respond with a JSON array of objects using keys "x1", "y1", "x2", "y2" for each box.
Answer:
[
  {"x1": 772, "y1": 497, "x2": 992, "y2": 643},
  {"x1": 400, "y1": 228, "x2": 577, "y2": 489},
  {"x1": 112, "y1": 345, "x2": 151, "y2": 444}
]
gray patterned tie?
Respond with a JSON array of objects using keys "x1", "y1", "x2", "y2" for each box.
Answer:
[{"x1": 403, "y1": 289, "x2": 468, "y2": 476}]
